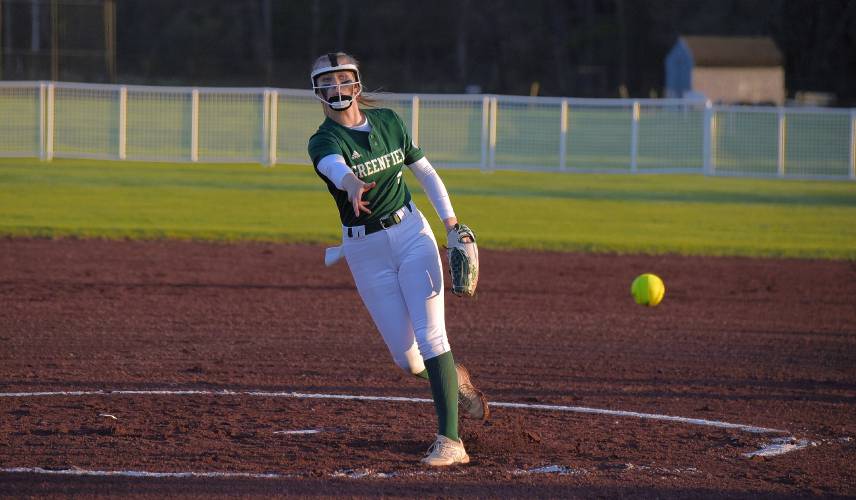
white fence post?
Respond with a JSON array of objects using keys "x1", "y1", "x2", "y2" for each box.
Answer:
[
  {"x1": 559, "y1": 98, "x2": 568, "y2": 171},
  {"x1": 269, "y1": 90, "x2": 278, "y2": 166},
  {"x1": 849, "y1": 109, "x2": 855, "y2": 181},
  {"x1": 191, "y1": 88, "x2": 199, "y2": 162},
  {"x1": 480, "y1": 96, "x2": 489, "y2": 170},
  {"x1": 118, "y1": 86, "x2": 127, "y2": 160},
  {"x1": 777, "y1": 107, "x2": 786, "y2": 177},
  {"x1": 411, "y1": 95, "x2": 420, "y2": 147},
  {"x1": 261, "y1": 89, "x2": 270, "y2": 165},
  {"x1": 45, "y1": 82, "x2": 54, "y2": 161},
  {"x1": 630, "y1": 100, "x2": 640, "y2": 173},
  {"x1": 39, "y1": 82, "x2": 46, "y2": 160},
  {"x1": 702, "y1": 100, "x2": 713, "y2": 175},
  {"x1": 488, "y1": 97, "x2": 497, "y2": 171}
]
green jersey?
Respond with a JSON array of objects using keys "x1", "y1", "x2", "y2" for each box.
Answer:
[{"x1": 308, "y1": 108, "x2": 425, "y2": 227}]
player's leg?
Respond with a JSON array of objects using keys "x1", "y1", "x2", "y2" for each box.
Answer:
[
  {"x1": 343, "y1": 233, "x2": 426, "y2": 376},
  {"x1": 392, "y1": 210, "x2": 449, "y2": 357},
  {"x1": 346, "y1": 222, "x2": 460, "y2": 443},
  {"x1": 343, "y1": 229, "x2": 466, "y2": 463},
  {"x1": 392, "y1": 211, "x2": 461, "y2": 443},
  {"x1": 394, "y1": 209, "x2": 490, "y2": 423}
]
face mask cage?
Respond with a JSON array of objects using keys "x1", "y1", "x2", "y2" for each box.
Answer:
[{"x1": 311, "y1": 59, "x2": 362, "y2": 111}]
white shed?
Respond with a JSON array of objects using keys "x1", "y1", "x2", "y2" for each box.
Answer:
[{"x1": 665, "y1": 36, "x2": 785, "y2": 105}]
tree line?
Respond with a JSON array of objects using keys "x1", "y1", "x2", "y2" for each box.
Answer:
[{"x1": 2, "y1": 0, "x2": 854, "y2": 104}]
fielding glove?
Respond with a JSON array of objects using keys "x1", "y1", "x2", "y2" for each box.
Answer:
[{"x1": 446, "y1": 223, "x2": 479, "y2": 297}]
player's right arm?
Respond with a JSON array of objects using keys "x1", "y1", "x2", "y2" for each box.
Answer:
[
  {"x1": 310, "y1": 134, "x2": 376, "y2": 217},
  {"x1": 317, "y1": 154, "x2": 375, "y2": 217}
]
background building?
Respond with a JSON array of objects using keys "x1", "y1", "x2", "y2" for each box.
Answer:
[{"x1": 665, "y1": 36, "x2": 785, "y2": 105}]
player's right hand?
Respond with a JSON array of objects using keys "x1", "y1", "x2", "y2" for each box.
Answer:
[
  {"x1": 351, "y1": 181, "x2": 376, "y2": 217},
  {"x1": 341, "y1": 173, "x2": 376, "y2": 217}
]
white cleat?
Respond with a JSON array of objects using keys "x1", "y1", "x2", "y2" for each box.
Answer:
[
  {"x1": 456, "y1": 363, "x2": 490, "y2": 421},
  {"x1": 421, "y1": 434, "x2": 470, "y2": 466}
]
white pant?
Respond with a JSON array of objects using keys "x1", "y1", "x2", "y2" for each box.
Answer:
[{"x1": 343, "y1": 203, "x2": 449, "y2": 375}]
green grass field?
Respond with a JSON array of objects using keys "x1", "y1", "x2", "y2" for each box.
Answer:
[{"x1": 1, "y1": 158, "x2": 855, "y2": 259}]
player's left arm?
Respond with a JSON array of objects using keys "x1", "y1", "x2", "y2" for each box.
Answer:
[
  {"x1": 406, "y1": 157, "x2": 458, "y2": 231},
  {"x1": 407, "y1": 156, "x2": 478, "y2": 296}
]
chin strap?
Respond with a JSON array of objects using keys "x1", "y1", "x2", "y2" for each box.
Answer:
[{"x1": 326, "y1": 94, "x2": 355, "y2": 111}]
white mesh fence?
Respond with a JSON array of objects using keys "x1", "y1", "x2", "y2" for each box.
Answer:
[
  {"x1": 0, "y1": 83, "x2": 41, "y2": 156},
  {"x1": 415, "y1": 95, "x2": 485, "y2": 167},
  {"x1": 637, "y1": 100, "x2": 705, "y2": 171},
  {"x1": 53, "y1": 83, "x2": 119, "y2": 159},
  {"x1": 565, "y1": 101, "x2": 633, "y2": 171},
  {"x1": 782, "y1": 108, "x2": 852, "y2": 177},
  {"x1": 494, "y1": 97, "x2": 562, "y2": 170},
  {"x1": 125, "y1": 86, "x2": 192, "y2": 161},
  {"x1": 1, "y1": 81, "x2": 853, "y2": 180},
  {"x1": 275, "y1": 89, "x2": 318, "y2": 165},
  {"x1": 197, "y1": 89, "x2": 266, "y2": 162},
  {"x1": 712, "y1": 107, "x2": 781, "y2": 176}
]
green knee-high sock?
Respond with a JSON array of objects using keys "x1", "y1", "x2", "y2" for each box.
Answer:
[
  {"x1": 413, "y1": 369, "x2": 429, "y2": 380},
  {"x1": 424, "y1": 351, "x2": 459, "y2": 442}
]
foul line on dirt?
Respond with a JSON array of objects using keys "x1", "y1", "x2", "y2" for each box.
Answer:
[
  {"x1": 0, "y1": 466, "x2": 565, "y2": 480},
  {"x1": 0, "y1": 388, "x2": 788, "y2": 434},
  {"x1": 0, "y1": 467, "x2": 289, "y2": 480}
]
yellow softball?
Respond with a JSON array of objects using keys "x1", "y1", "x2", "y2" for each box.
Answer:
[{"x1": 631, "y1": 273, "x2": 665, "y2": 307}]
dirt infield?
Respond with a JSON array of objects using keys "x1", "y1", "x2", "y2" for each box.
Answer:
[{"x1": 1, "y1": 237, "x2": 855, "y2": 498}]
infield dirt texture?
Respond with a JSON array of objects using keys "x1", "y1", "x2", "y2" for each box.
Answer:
[{"x1": 1, "y1": 238, "x2": 855, "y2": 497}]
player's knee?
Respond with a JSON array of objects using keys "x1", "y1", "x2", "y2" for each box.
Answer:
[
  {"x1": 392, "y1": 357, "x2": 422, "y2": 375},
  {"x1": 394, "y1": 346, "x2": 426, "y2": 375},
  {"x1": 416, "y1": 331, "x2": 450, "y2": 362}
]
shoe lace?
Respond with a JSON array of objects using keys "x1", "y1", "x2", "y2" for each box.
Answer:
[
  {"x1": 459, "y1": 383, "x2": 480, "y2": 407},
  {"x1": 426, "y1": 438, "x2": 458, "y2": 458}
]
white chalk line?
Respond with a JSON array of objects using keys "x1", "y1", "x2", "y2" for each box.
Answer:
[
  {"x1": 0, "y1": 464, "x2": 701, "y2": 480},
  {"x1": 0, "y1": 388, "x2": 788, "y2": 434},
  {"x1": 0, "y1": 466, "x2": 477, "y2": 481},
  {"x1": 0, "y1": 467, "x2": 288, "y2": 480},
  {"x1": 0, "y1": 466, "x2": 568, "y2": 480},
  {"x1": 0, "y1": 388, "x2": 817, "y2": 481},
  {"x1": 743, "y1": 437, "x2": 817, "y2": 458},
  {"x1": 272, "y1": 429, "x2": 321, "y2": 435}
]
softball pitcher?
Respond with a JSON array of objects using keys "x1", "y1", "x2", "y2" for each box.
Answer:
[{"x1": 307, "y1": 52, "x2": 488, "y2": 466}]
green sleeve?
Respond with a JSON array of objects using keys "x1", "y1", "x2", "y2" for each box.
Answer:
[
  {"x1": 307, "y1": 133, "x2": 342, "y2": 167},
  {"x1": 391, "y1": 110, "x2": 425, "y2": 165}
]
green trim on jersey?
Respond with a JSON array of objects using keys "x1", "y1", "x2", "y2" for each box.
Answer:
[{"x1": 308, "y1": 108, "x2": 425, "y2": 228}]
